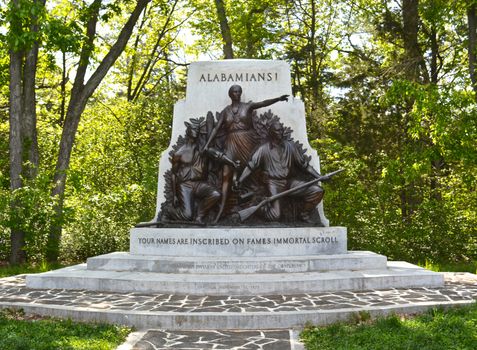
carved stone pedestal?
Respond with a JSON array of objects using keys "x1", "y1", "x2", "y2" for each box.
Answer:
[{"x1": 26, "y1": 226, "x2": 443, "y2": 295}]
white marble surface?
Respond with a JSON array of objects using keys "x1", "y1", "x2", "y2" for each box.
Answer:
[
  {"x1": 154, "y1": 60, "x2": 328, "y2": 225},
  {"x1": 25, "y1": 261, "x2": 444, "y2": 295},
  {"x1": 129, "y1": 226, "x2": 347, "y2": 257},
  {"x1": 87, "y1": 251, "x2": 388, "y2": 274}
]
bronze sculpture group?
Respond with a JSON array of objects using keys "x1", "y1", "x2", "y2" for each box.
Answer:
[{"x1": 160, "y1": 85, "x2": 337, "y2": 226}]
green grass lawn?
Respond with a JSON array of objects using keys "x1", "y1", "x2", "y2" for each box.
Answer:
[
  {"x1": 0, "y1": 263, "x2": 131, "y2": 349},
  {"x1": 301, "y1": 303, "x2": 477, "y2": 350},
  {"x1": 0, "y1": 261, "x2": 65, "y2": 278},
  {"x1": 0, "y1": 309, "x2": 130, "y2": 350},
  {"x1": 422, "y1": 260, "x2": 477, "y2": 274}
]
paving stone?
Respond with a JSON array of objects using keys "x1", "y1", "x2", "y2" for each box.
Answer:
[
  {"x1": 272, "y1": 306, "x2": 297, "y2": 312},
  {"x1": 38, "y1": 299, "x2": 71, "y2": 305},
  {"x1": 0, "y1": 274, "x2": 476, "y2": 333},
  {"x1": 310, "y1": 300, "x2": 334, "y2": 307},
  {"x1": 0, "y1": 297, "x2": 30, "y2": 303},
  {"x1": 132, "y1": 330, "x2": 293, "y2": 350},
  {"x1": 370, "y1": 302, "x2": 395, "y2": 306},
  {"x1": 346, "y1": 301, "x2": 369, "y2": 306},
  {"x1": 223, "y1": 307, "x2": 243, "y2": 313},
  {"x1": 249, "y1": 301, "x2": 277, "y2": 308},
  {"x1": 332, "y1": 291, "x2": 355, "y2": 296}
]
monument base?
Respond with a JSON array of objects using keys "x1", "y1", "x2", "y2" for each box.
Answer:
[
  {"x1": 26, "y1": 258, "x2": 443, "y2": 295},
  {"x1": 86, "y1": 251, "x2": 386, "y2": 274},
  {"x1": 26, "y1": 226, "x2": 443, "y2": 295},
  {"x1": 22, "y1": 226, "x2": 447, "y2": 329}
]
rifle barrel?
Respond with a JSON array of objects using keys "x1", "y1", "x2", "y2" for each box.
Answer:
[
  {"x1": 264, "y1": 168, "x2": 344, "y2": 203},
  {"x1": 237, "y1": 168, "x2": 344, "y2": 221}
]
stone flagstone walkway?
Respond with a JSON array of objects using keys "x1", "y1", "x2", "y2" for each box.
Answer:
[
  {"x1": 0, "y1": 274, "x2": 476, "y2": 314},
  {"x1": 118, "y1": 329, "x2": 303, "y2": 350},
  {"x1": 0, "y1": 272, "x2": 475, "y2": 349}
]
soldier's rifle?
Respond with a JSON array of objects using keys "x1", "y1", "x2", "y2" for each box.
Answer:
[{"x1": 238, "y1": 169, "x2": 344, "y2": 222}]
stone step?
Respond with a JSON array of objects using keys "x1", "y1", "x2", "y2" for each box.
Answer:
[
  {"x1": 4, "y1": 274, "x2": 475, "y2": 331},
  {"x1": 10, "y1": 298, "x2": 472, "y2": 331},
  {"x1": 26, "y1": 262, "x2": 444, "y2": 295},
  {"x1": 86, "y1": 251, "x2": 387, "y2": 274}
]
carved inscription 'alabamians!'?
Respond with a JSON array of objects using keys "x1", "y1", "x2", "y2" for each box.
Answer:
[{"x1": 199, "y1": 72, "x2": 279, "y2": 83}]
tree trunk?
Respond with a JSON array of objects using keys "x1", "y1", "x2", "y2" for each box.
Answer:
[
  {"x1": 400, "y1": 0, "x2": 424, "y2": 220},
  {"x1": 309, "y1": 0, "x2": 318, "y2": 109},
  {"x1": 7, "y1": 0, "x2": 45, "y2": 264},
  {"x1": 47, "y1": 0, "x2": 151, "y2": 262},
  {"x1": 402, "y1": 0, "x2": 429, "y2": 83},
  {"x1": 468, "y1": 3, "x2": 477, "y2": 98},
  {"x1": 214, "y1": 0, "x2": 234, "y2": 59},
  {"x1": 430, "y1": 24, "x2": 438, "y2": 84},
  {"x1": 60, "y1": 50, "x2": 67, "y2": 125},
  {"x1": 429, "y1": 23, "x2": 443, "y2": 201},
  {"x1": 9, "y1": 46, "x2": 26, "y2": 265},
  {"x1": 22, "y1": 34, "x2": 41, "y2": 179}
]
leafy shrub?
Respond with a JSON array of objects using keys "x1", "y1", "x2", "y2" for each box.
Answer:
[
  {"x1": 318, "y1": 138, "x2": 476, "y2": 264},
  {"x1": 0, "y1": 188, "x2": 10, "y2": 261},
  {"x1": 60, "y1": 184, "x2": 154, "y2": 262},
  {"x1": 0, "y1": 171, "x2": 60, "y2": 263}
]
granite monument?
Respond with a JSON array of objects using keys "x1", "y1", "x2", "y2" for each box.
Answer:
[{"x1": 27, "y1": 60, "x2": 443, "y2": 301}]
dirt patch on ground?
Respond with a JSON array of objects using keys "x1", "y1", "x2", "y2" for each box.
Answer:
[
  {"x1": 444, "y1": 272, "x2": 477, "y2": 285},
  {"x1": 0, "y1": 308, "x2": 50, "y2": 321}
]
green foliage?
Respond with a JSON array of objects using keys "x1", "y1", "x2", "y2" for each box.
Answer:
[
  {"x1": 0, "y1": 41, "x2": 9, "y2": 92},
  {"x1": 114, "y1": 0, "x2": 186, "y2": 100},
  {"x1": 0, "y1": 309, "x2": 130, "y2": 350},
  {"x1": 423, "y1": 260, "x2": 477, "y2": 274},
  {"x1": 3, "y1": 0, "x2": 47, "y2": 51},
  {"x1": 312, "y1": 0, "x2": 477, "y2": 265},
  {"x1": 189, "y1": 0, "x2": 287, "y2": 59},
  {"x1": 61, "y1": 184, "x2": 152, "y2": 262},
  {"x1": 301, "y1": 304, "x2": 477, "y2": 350},
  {"x1": 0, "y1": 190, "x2": 10, "y2": 262},
  {"x1": 59, "y1": 93, "x2": 174, "y2": 262},
  {"x1": 0, "y1": 171, "x2": 63, "y2": 263},
  {"x1": 43, "y1": 18, "x2": 83, "y2": 54},
  {"x1": 319, "y1": 134, "x2": 476, "y2": 264}
]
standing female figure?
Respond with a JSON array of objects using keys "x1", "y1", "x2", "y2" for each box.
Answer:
[{"x1": 204, "y1": 84, "x2": 288, "y2": 222}]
